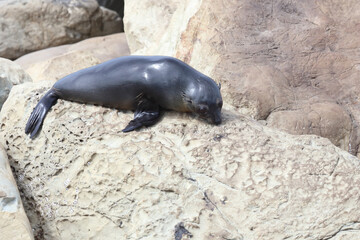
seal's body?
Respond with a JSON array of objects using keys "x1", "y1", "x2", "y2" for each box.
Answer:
[{"x1": 25, "y1": 56, "x2": 223, "y2": 138}]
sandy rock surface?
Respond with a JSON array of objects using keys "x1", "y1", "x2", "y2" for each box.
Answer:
[
  {"x1": 124, "y1": 0, "x2": 360, "y2": 156},
  {"x1": 0, "y1": 0, "x2": 123, "y2": 60},
  {"x1": 1, "y1": 81, "x2": 360, "y2": 239},
  {"x1": 0, "y1": 144, "x2": 33, "y2": 240},
  {"x1": 15, "y1": 33, "x2": 130, "y2": 82},
  {"x1": 0, "y1": 58, "x2": 32, "y2": 110}
]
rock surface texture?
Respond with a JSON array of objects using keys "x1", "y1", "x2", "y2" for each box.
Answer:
[
  {"x1": 0, "y1": 0, "x2": 123, "y2": 60},
  {"x1": 0, "y1": 58, "x2": 32, "y2": 110},
  {"x1": 124, "y1": 0, "x2": 360, "y2": 156},
  {"x1": 15, "y1": 33, "x2": 130, "y2": 82},
  {"x1": 0, "y1": 144, "x2": 33, "y2": 240},
  {"x1": 1, "y1": 81, "x2": 360, "y2": 239}
]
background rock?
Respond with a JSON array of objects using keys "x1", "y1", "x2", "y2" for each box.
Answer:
[
  {"x1": 124, "y1": 0, "x2": 360, "y2": 156},
  {"x1": 124, "y1": 0, "x2": 202, "y2": 56},
  {"x1": 15, "y1": 33, "x2": 130, "y2": 82},
  {"x1": 1, "y1": 81, "x2": 360, "y2": 239},
  {"x1": 0, "y1": 144, "x2": 33, "y2": 240},
  {"x1": 0, "y1": 58, "x2": 32, "y2": 110},
  {"x1": 0, "y1": 0, "x2": 123, "y2": 60}
]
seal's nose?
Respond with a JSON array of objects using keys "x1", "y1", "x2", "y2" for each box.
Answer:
[
  {"x1": 212, "y1": 112, "x2": 222, "y2": 125},
  {"x1": 214, "y1": 118, "x2": 222, "y2": 125}
]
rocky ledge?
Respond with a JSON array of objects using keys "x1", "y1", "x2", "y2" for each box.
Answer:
[{"x1": 1, "y1": 81, "x2": 360, "y2": 239}]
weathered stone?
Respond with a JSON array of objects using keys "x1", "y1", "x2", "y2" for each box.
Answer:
[
  {"x1": 124, "y1": 0, "x2": 360, "y2": 156},
  {"x1": 1, "y1": 81, "x2": 360, "y2": 239},
  {"x1": 0, "y1": 0, "x2": 123, "y2": 60},
  {"x1": 0, "y1": 58, "x2": 32, "y2": 110},
  {"x1": 267, "y1": 102, "x2": 353, "y2": 152},
  {"x1": 124, "y1": 0, "x2": 202, "y2": 56},
  {"x1": 15, "y1": 33, "x2": 130, "y2": 82},
  {"x1": 0, "y1": 144, "x2": 33, "y2": 240}
]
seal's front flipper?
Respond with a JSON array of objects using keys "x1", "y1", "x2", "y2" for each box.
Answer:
[{"x1": 122, "y1": 99, "x2": 160, "y2": 132}]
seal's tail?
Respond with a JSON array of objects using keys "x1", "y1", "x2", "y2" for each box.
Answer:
[{"x1": 25, "y1": 89, "x2": 59, "y2": 139}]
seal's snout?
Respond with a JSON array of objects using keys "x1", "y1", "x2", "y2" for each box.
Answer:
[
  {"x1": 214, "y1": 117, "x2": 222, "y2": 125},
  {"x1": 212, "y1": 111, "x2": 222, "y2": 125},
  {"x1": 214, "y1": 119, "x2": 221, "y2": 125}
]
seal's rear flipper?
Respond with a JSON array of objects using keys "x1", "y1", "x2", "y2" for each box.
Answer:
[
  {"x1": 122, "y1": 99, "x2": 160, "y2": 132},
  {"x1": 25, "y1": 89, "x2": 59, "y2": 139}
]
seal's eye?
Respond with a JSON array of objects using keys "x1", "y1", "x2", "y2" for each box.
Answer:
[{"x1": 198, "y1": 105, "x2": 209, "y2": 115}]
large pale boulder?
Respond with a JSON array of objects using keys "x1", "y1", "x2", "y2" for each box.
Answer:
[
  {"x1": 0, "y1": 144, "x2": 33, "y2": 240},
  {"x1": 0, "y1": 58, "x2": 32, "y2": 110},
  {"x1": 0, "y1": 0, "x2": 123, "y2": 60},
  {"x1": 1, "y1": 81, "x2": 360, "y2": 239},
  {"x1": 15, "y1": 33, "x2": 130, "y2": 82},
  {"x1": 124, "y1": 0, "x2": 360, "y2": 156}
]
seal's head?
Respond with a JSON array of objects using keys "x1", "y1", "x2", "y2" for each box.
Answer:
[{"x1": 182, "y1": 76, "x2": 223, "y2": 125}]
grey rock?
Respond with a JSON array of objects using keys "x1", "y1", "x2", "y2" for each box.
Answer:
[
  {"x1": 0, "y1": 0, "x2": 123, "y2": 59},
  {"x1": 0, "y1": 58, "x2": 32, "y2": 110}
]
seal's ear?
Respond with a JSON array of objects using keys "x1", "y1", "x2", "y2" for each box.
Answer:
[{"x1": 218, "y1": 82, "x2": 221, "y2": 90}]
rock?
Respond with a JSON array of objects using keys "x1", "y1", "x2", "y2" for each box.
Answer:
[
  {"x1": 124, "y1": 0, "x2": 201, "y2": 56},
  {"x1": 15, "y1": 33, "x2": 130, "y2": 82},
  {"x1": 0, "y1": 58, "x2": 32, "y2": 110},
  {"x1": 267, "y1": 102, "x2": 353, "y2": 153},
  {"x1": 1, "y1": 81, "x2": 360, "y2": 239},
  {"x1": 124, "y1": 0, "x2": 360, "y2": 156},
  {"x1": 0, "y1": 144, "x2": 33, "y2": 240},
  {"x1": 0, "y1": 0, "x2": 123, "y2": 60}
]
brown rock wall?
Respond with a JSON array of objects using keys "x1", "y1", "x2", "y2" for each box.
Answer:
[{"x1": 124, "y1": 0, "x2": 360, "y2": 156}]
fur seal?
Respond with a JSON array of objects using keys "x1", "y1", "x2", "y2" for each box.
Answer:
[{"x1": 25, "y1": 56, "x2": 223, "y2": 138}]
